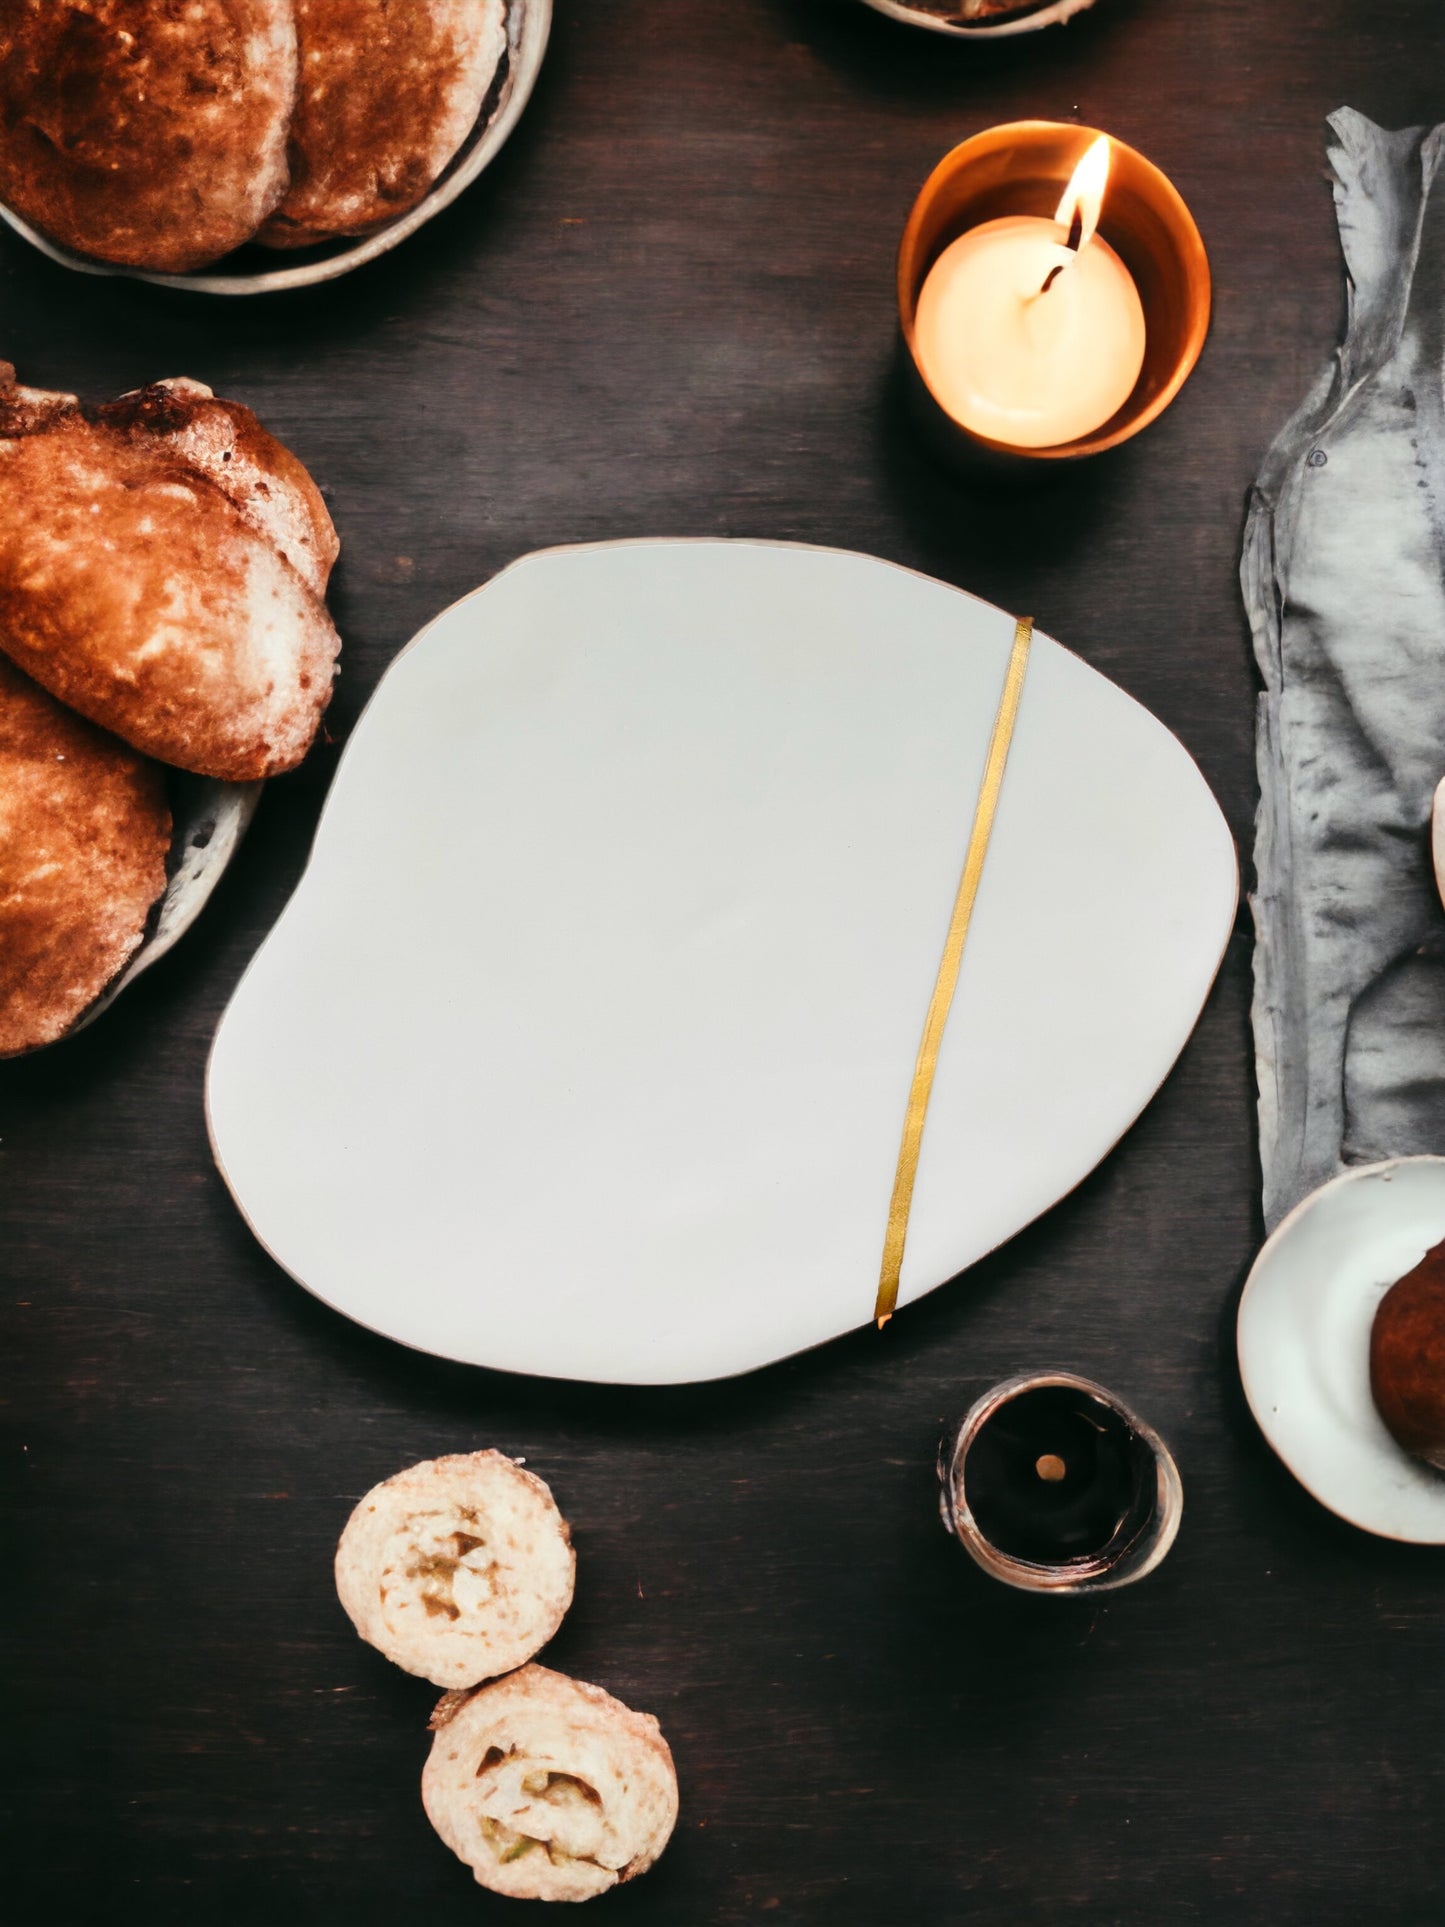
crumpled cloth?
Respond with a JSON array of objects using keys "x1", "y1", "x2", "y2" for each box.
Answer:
[{"x1": 1245, "y1": 108, "x2": 1445, "y2": 1230}]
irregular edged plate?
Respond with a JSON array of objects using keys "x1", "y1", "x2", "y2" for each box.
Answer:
[
  {"x1": 0, "y1": 0, "x2": 550, "y2": 295},
  {"x1": 1238, "y1": 1158, "x2": 1445, "y2": 1543},
  {"x1": 207, "y1": 540, "x2": 1237, "y2": 1384}
]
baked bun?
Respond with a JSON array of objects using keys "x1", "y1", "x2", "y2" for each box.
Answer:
[
  {"x1": 261, "y1": 0, "x2": 507, "y2": 248},
  {"x1": 0, "y1": 0, "x2": 297, "y2": 272},
  {"x1": 0, "y1": 369, "x2": 340, "y2": 783},
  {"x1": 0, "y1": 655, "x2": 170, "y2": 1056},
  {"x1": 335, "y1": 1453, "x2": 575, "y2": 1688},
  {"x1": 423, "y1": 1666, "x2": 679, "y2": 1903},
  {"x1": 1370, "y1": 1237, "x2": 1445, "y2": 1469}
]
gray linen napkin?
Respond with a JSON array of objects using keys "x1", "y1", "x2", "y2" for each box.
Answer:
[{"x1": 1245, "y1": 108, "x2": 1445, "y2": 1230}]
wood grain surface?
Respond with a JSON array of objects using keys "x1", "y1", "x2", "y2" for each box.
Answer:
[{"x1": 3, "y1": 3, "x2": 1443, "y2": 1921}]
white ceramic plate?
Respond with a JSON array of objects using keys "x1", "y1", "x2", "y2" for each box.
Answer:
[
  {"x1": 207, "y1": 540, "x2": 1237, "y2": 1384},
  {"x1": 1238, "y1": 1158, "x2": 1445, "y2": 1543},
  {"x1": 0, "y1": 0, "x2": 550, "y2": 296},
  {"x1": 856, "y1": 0, "x2": 1097, "y2": 39}
]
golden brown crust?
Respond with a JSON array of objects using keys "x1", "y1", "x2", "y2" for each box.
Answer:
[
  {"x1": 259, "y1": 0, "x2": 506, "y2": 247},
  {"x1": 0, "y1": 654, "x2": 170, "y2": 1056},
  {"x1": 0, "y1": 0, "x2": 297, "y2": 272},
  {"x1": 1370, "y1": 1239, "x2": 1445, "y2": 1468},
  {"x1": 100, "y1": 379, "x2": 340, "y2": 601},
  {"x1": 0, "y1": 372, "x2": 340, "y2": 782}
]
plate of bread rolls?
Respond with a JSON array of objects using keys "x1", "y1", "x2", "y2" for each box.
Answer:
[
  {"x1": 0, "y1": 1, "x2": 550, "y2": 294},
  {"x1": 0, "y1": 366, "x2": 340, "y2": 1056}
]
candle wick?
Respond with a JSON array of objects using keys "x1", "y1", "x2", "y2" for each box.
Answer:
[{"x1": 1032, "y1": 204, "x2": 1094, "y2": 298}]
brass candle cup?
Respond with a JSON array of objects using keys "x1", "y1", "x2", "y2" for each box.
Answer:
[
  {"x1": 897, "y1": 121, "x2": 1211, "y2": 468},
  {"x1": 938, "y1": 1372, "x2": 1183, "y2": 1594}
]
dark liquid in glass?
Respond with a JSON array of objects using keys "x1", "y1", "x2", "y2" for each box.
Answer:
[{"x1": 961, "y1": 1384, "x2": 1157, "y2": 1567}]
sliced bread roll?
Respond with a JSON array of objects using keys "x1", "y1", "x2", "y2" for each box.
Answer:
[
  {"x1": 335, "y1": 1452, "x2": 575, "y2": 1688},
  {"x1": 0, "y1": 655, "x2": 170, "y2": 1056},
  {"x1": 0, "y1": 369, "x2": 340, "y2": 783},
  {"x1": 423, "y1": 1665, "x2": 679, "y2": 1903},
  {"x1": 259, "y1": 0, "x2": 507, "y2": 247},
  {"x1": 0, "y1": 0, "x2": 297, "y2": 271}
]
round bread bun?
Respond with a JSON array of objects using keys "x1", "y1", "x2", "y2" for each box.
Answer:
[
  {"x1": 0, "y1": 0, "x2": 297, "y2": 272},
  {"x1": 1370, "y1": 1238, "x2": 1445, "y2": 1469},
  {"x1": 0, "y1": 370, "x2": 341, "y2": 784},
  {"x1": 260, "y1": 0, "x2": 508, "y2": 248},
  {"x1": 0, "y1": 655, "x2": 170, "y2": 1056},
  {"x1": 422, "y1": 1665, "x2": 679, "y2": 1903},
  {"x1": 335, "y1": 1452, "x2": 575, "y2": 1688}
]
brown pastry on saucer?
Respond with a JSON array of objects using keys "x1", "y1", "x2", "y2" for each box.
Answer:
[
  {"x1": 0, "y1": 0, "x2": 297, "y2": 272},
  {"x1": 0, "y1": 655, "x2": 170, "y2": 1057},
  {"x1": 1371, "y1": 1238, "x2": 1445, "y2": 1470},
  {"x1": 259, "y1": 0, "x2": 508, "y2": 247},
  {"x1": 0, "y1": 367, "x2": 340, "y2": 783}
]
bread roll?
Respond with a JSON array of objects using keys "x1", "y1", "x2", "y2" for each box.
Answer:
[
  {"x1": 107, "y1": 377, "x2": 340, "y2": 602},
  {"x1": 259, "y1": 0, "x2": 507, "y2": 248},
  {"x1": 0, "y1": 369, "x2": 340, "y2": 783},
  {"x1": 0, "y1": 0, "x2": 297, "y2": 272},
  {"x1": 0, "y1": 655, "x2": 170, "y2": 1056},
  {"x1": 335, "y1": 1452, "x2": 575, "y2": 1688},
  {"x1": 422, "y1": 1665, "x2": 679, "y2": 1903}
]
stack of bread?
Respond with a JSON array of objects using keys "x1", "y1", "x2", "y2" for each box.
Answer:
[
  {"x1": 0, "y1": 365, "x2": 340, "y2": 1055},
  {"x1": 335, "y1": 1452, "x2": 679, "y2": 1903},
  {"x1": 0, "y1": 0, "x2": 509, "y2": 271}
]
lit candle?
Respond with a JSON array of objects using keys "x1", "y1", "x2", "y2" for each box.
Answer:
[{"x1": 912, "y1": 138, "x2": 1146, "y2": 449}]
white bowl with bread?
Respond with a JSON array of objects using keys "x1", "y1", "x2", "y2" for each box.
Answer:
[
  {"x1": 0, "y1": 366, "x2": 339, "y2": 1055},
  {"x1": 0, "y1": 0, "x2": 551, "y2": 295}
]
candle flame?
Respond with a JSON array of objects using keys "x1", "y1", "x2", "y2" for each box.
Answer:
[{"x1": 1054, "y1": 136, "x2": 1112, "y2": 254}]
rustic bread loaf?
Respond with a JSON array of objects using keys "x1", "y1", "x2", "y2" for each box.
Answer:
[
  {"x1": 261, "y1": 0, "x2": 508, "y2": 248},
  {"x1": 335, "y1": 1453, "x2": 576, "y2": 1688},
  {"x1": 0, "y1": 654, "x2": 170, "y2": 1056},
  {"x1": 0, "y1": 0, "x2": 297, "y2": 272},
  {"x1": 0, "y1": 369, "x2": 340, "y2": 782},
  {"x1": 422, "y1": 1665, "x2": 679, "y2": 1903}
]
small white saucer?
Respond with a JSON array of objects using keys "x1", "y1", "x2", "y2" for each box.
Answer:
[{"x1": 1238, "y1": 1158, "x2": 1445, "y2": 1543}]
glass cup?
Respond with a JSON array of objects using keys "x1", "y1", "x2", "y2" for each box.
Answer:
[{"x1": 938, "y1": 1371, "x2": 1183, "y2": 1593}]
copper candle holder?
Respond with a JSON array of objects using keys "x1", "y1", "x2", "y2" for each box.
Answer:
[{"x1": 897, "y1": 121, "x2": 1211, "y2": 467}]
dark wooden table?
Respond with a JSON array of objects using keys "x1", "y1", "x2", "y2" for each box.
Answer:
[{"x1": 4, "y1": 3, "x2": 1443, "y2": 1921}]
